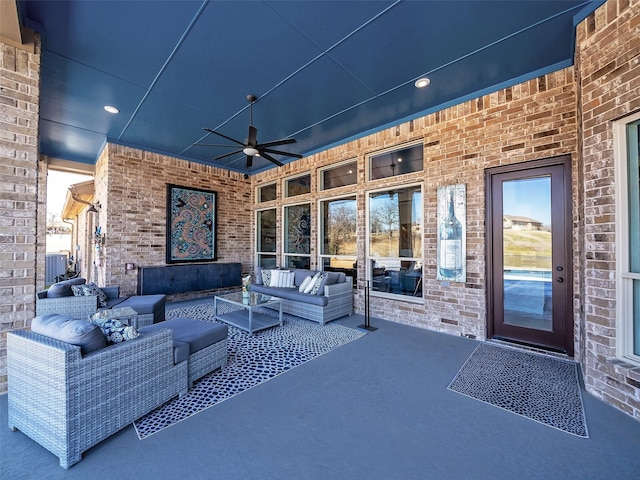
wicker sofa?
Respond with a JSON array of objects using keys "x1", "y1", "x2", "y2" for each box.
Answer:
[
  {"x1": 36, "y1": 277, "x2": 165, "y2": 327},
  {"x1": 7, "y1": 322, "x2": 187, "y2": 469},
  {"x1": 250, "y1": 268, "x2": 353, "y2": 325}
]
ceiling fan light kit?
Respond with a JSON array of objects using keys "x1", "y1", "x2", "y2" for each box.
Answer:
[{"x1": 194, "y1": 94, "x2": 302, "y2": 169}]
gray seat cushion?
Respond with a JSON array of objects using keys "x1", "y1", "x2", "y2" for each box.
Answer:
[
  {"x1": 31, "y1": 313, "x2": 106, "y2": 354},
  {"x1": 141, "y1": 317, "x2": 227, "y2": 355},
  {"x1": 250, "y1": 284, "x2": 329, "y2": 306},
  {"x1": 118, "y1": 294, "x2": 166, "y2": 323}
]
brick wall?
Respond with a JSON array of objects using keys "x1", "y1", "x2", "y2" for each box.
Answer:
[
  {"x1": 577, "y1": 0, "x2": 640, "y2": 419},
  {"x1": 0, "y1": 37, "x2": 41, "y2": 393},
  {"x1": 95, "y1": 144, "x2": 254, "y2": 299},
  {"x1": 254, "y1": 67, "x2": 579, "y2": 343}
]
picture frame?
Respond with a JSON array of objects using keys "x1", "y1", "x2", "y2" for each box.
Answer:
[{"x1": 166, "y1": 184, "x2": 217, "y2": 264}]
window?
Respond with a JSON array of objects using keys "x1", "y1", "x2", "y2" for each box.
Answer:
[
  {"x1": 319, "y1": 196, "x2": 357, "y2": 287},
  {"x1": 283, "y1": 203, "x2": 311, "y2": 269},
  {"x1": 256, "y1": 208, "x2": 276, "y2": 268},
  {"x1": 257, "y1": 183, "x2": 276, "y2": 203},
  {"x1": 367, "y1": 185, "x2": 423, "y2": 297},
  {"x1": 320, "y1": 160, "x2": 357, "y2": 190},
  {"x1": 285, "y1": 174, "x2": 311, "y2": 197},
  {"x1": 369, "y1": 143, "x2": 423, "y2": 180},
  {"x1": 615, "y1": 114, "x2": 640, "y2": 365}
]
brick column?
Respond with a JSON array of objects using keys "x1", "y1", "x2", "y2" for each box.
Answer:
[{"x1": 0, "y1": 37, "x2": 42, "y2": 393}]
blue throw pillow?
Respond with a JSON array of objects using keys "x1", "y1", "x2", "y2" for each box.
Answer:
[
  {"x1": 82, "y1": 282, "x2": 108, "y2": 308},
  {"x1": 90, "y1": 317, "x2": 139, "y2": 344}
]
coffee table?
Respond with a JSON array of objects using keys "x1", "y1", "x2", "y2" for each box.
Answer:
[{"x1": 213, "y1": 291, "x2": 283, "y2": 335}]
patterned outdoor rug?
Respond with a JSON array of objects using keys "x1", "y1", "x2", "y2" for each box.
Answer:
[
  {"x1": 448, "y1": 343, "x2": 588, "y2": 437},
  {"x1": 134, "y1": 303, "x2": 366, "y2": 439}
]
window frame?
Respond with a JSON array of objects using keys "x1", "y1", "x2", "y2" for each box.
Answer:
[
  {"x1": 256, "y1": 182, "x2": 277, "y2": 203},
  {"x1": 366, "y1": 182, "x2": 423, "y2": 301},
  {"x1": 367, "y1": 141, "x2": 423, "y2": 182},
  {"x1": 318, "y1": 194, "x2": 358, "y2": 286},
  {"x1": 255, "y1": 207, "x2": 277, "y2": 268},
  {"x1": 318, "y1": 158, "x2": 357, "y2": 191},
  {"x1": 283, "y1": 172, "x2": 311, "y2": 198},
  {"x1": 614, "y1": 110, "x2": 640, "y2": 366},
  {"x1": 282, "y1": 201, "x2": 312, "y2": 269}
]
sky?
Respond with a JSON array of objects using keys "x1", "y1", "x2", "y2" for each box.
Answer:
[{"x1": 46, "y1": 170, "x2": 93, "y2": 220}]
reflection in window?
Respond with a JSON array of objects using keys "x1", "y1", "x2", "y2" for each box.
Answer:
[
  {"x1": 368, "y1": 185, "x2": 423, "y2": 297},
  {"x1": 283, "y1": 203, "x2": 311, "y2": 268},
  {"x1": 320, "y1": 160, "x2": 357, "y2": 190},
  {"x1": 320, "y1": 196, "x2": 357, "y2": 287},
  {"x1": 257, "y1": 183, "x2": 276, "y2": 202},
  {"x1": 369, "y1": 143, "x2": 423, "y2": 180},
  {"x1": 256, "y1": 208, "x2": 276, "y2": 268},
  {"x1": 285, "y1": 174, "x2": 311, "y2": 197}
]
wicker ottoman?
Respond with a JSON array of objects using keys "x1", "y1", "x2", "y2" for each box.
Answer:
[{"x1": 141, "y1": 318, "x2": 228, "y2": 388}]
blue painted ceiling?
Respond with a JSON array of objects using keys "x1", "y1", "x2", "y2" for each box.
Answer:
[{"x1": 20, "y1": 0, "x2": 602, "y2": 174}]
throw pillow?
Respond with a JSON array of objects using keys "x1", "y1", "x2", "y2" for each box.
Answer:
[
  {"x1": 269, "y1": 269, "x2": 281, "y2": 287},
  {"x1": 303, "y1": 272, "x2": 321, "y2": 294},
  {"x1": 310, "y1": 274, "x2": 327, "y2": 295},
  {"x1": 281, "y1": 270, "x2": 295, "y2": 288},
  {"x1": 82, "y1": 282, "x2": 108, "y2": 308},
  {"x1": 90, "y1": 317, "x2": 139, "y2": 344},
  {"x1": 71, "y1": 285, "x2": 85, "y2": 296},
  {"x1": 262, "y1": 269, "x2": 272, "y2": 287},
  {"x1": 298, "y1": 275, "x2": 313, "y2": 292}
]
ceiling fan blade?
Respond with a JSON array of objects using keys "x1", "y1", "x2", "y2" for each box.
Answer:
[
  {"x1": 203, "y1": 128, "x2": 245, "y2": 146},
  {"x1": 261, "y1": 148, "x2": 303, "y2": 159},
  {"x1": 246, "y1": 155, "x2": 253, "y2": 168},
  {"x1": 214, "y1": 150, "x2": 243, "y2": 160},
  {"x1": 247, "y1": 125, "x2": 257, "y2": 147},
  {"x1": 257, "y1": 138, "x2": 297, "y2": 148},
  {"x1": 259, "y1": 151, "x2": 284, "y2": 167}
]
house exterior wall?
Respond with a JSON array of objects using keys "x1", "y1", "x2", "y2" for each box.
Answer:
[
  {"x1": 0, "y1": 37, "x2": 41, "y2": 392},
  {"x1": 577, "y1": 0, "x2": 640, "y2": 419},
  {"x1": 0, "y1": 0, "x2": 638, "y2": 420},
  {"x1": 254, "y1": 68, "x2": 579, "y2": 343},
  {"x1": 93, "y1": 144, "x2": 254, "y2": 298}
]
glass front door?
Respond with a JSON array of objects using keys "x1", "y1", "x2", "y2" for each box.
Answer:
[{"x1": 486, "y1": 156, "x2": 573, "y2": 354}]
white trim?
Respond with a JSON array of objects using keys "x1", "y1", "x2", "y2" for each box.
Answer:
[
  {"x1": 318, "y1": 158, "x2": 357, "y2": 191},
  {"x1": 366, "y1": 140, "x2": 424, "y2": 182},
  {"x1": 282, "y1": 202, "x2": 311, "y2": 267},
  {"x1": 256, "y1": 182, "x2": 277, "y2": 203},
  {"x1": 365, "y1": 184, "x2": 424, "y2": 299},
  {"x1": 613, "y1": 110, "x2": 640, "y2": 365},
  {"x1": 255, "y1": 207, "x2": 277, "y2": 268},
  {"x1": 283, "y1": 172, "x2": 311, "y2": 198},
  {"x1": 317, "y1": 195, "x2": 358, "y2": 272}
]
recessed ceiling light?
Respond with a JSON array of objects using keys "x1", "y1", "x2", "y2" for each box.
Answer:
[
  {"x1": 415, "y1": 78, "x2": 430, "y2": 88},
  {"x1": 103, "y1": 105, "x2": 119, "y2": 114}
]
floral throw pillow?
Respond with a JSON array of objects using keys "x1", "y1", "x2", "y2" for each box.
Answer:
[
  {"x1": 90, "y1": 317, "x2": 139, "y2": 344},
  {"x1": 71, "y1": 285, "x2": 85, "y2": 296},
  {"x1": 82, "y1": 282, "x2": 108, "y2": 308},
  {"x1": 310, "y1": 274, "x2": 327, "y2": 295}
]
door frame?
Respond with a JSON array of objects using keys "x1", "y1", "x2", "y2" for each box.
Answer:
[{"x1": 485, "y1": 155, "x2": 574, "y2": 356}]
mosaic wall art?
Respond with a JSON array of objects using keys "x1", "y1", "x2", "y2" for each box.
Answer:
[{"x1": 166, "y1": 184, "x2": 216, "y2": 263}]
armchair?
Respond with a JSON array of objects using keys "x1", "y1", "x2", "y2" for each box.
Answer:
[
  {"x1": 36, "y1": 278, "x2": 165, "y2": 327},
  {"x1": 7, "y1": 328, "x2": 187, "y2": 469}
]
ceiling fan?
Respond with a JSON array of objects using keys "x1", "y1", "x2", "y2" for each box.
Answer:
[{"x1": 194, "y1": 94, "x2": 302, "y2": 168}]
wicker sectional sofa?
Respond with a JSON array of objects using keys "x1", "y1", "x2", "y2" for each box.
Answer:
[
  {"x1": 250, "y1": 268, "x2": 353, "y2": 325},
  {"x1": 36, "y1": 277, "x2": 165, "y2": 327},
  {"x1": 7, "y1": 323, "x2": 187, "y2": 469}
]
